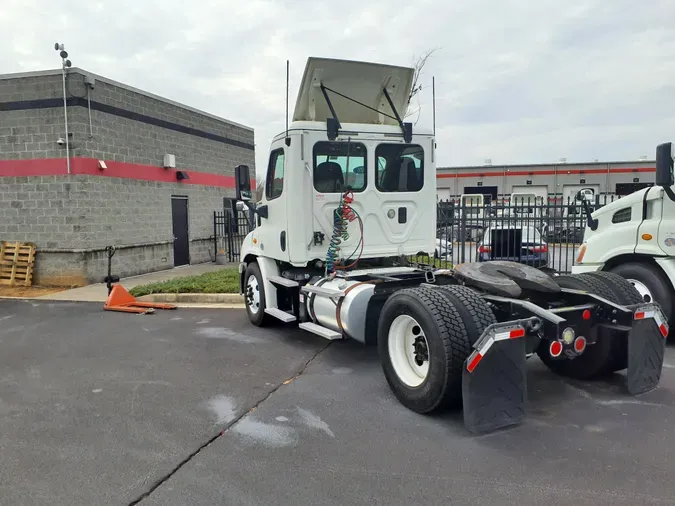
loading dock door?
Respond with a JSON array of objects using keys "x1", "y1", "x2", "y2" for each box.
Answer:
[
  {"x1": 511, "y1": 185, "x2": 548, "y2": 200},
  {"x1": 463, "y1": 185, "x2": 498, "y2": 203}
]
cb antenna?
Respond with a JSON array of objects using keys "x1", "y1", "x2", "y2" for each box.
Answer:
[
  {"x1": 285, "y1": 59, "x2": 291, "y2": 146},
  {"x1": 432, "y1": 76, "x2": 436, "y2": 136}
]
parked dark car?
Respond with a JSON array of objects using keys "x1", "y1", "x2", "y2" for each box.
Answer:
[{"x1": 477, "y1": 224, "x2": 549, "y2": 268}]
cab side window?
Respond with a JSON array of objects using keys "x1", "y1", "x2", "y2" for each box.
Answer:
[{"x1": 265, "y1": 148, "x2": 285, "y2": 200}]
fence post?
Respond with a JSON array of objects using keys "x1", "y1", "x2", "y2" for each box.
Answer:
[
  {"x1": 229, "y1": 211, "x2": 237, "y2": 262},
  {"x1": 213, "y1": 211, "x2": 217, "y2": 261}
]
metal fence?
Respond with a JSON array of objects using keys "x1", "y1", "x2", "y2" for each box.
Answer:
[
  {"x1": 424, "y1": 193, "x2": 624, "y2": 272},
  {"x1": 213, "y1": 207, "x2": 254, "y2": 262},
  {"x1": 213, "y1": 194, "x2": 623, "y2": 272}
]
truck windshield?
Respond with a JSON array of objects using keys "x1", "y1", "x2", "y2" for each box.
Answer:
[{"x1": 313, "y1": 141, "x2": 367, "y2": 193}]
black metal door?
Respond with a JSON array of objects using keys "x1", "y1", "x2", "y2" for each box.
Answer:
[{"x1": 171, "y1": 197, "x2": 190, "y2": 266}]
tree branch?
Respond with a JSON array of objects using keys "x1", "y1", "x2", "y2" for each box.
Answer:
[{"x1": 405, "y1": 47, "x2": 440, "y2": 124}]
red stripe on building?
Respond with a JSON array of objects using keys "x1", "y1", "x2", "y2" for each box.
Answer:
[
  {"x1": 0, "y1": 157, "x2": 249, "y2": 188},
  {"x1": 436, "y1": 167, "x2": 656, "y2": 179}
]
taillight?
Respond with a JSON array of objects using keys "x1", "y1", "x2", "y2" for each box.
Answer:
[
  {"x1": 532, "y1": 245, "x2": 548, "y2": 253},
  {"x1": 478, "y1": 245, "x2": 491, "y2": 253}
]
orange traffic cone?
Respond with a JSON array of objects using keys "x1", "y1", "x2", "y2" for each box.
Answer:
[{"x1": 104, "y1": 285, "x2": 177, "y2": 314}]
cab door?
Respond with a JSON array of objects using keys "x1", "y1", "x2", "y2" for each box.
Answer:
[{"x1": 254, "y1": 142, "x2": 290, "y2": 261}]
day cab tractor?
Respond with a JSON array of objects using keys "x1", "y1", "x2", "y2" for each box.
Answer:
[
  {"x1": 572, "y1": 142, "x2": 675, "y2": 329},
  {"x1": 232, "y1": 56, "x2": 669, "y2": 434}
]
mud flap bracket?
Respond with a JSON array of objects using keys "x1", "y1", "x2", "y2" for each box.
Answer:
[
  {"x1": 627, "y1": 304, "x2": 669, "y2": 395},
  {"x1": 462, "y1": 323, "x2": 529, "y2": 435}
]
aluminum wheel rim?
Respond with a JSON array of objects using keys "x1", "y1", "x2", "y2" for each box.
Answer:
[
  {"x1": 246, "y1": 275, "x2": 261, "y2": 314},
  {"x1": 388, "y1": 314, "x2": 429, "y2": 387},
  {"x1": 627, "y1": 278, "x2": 652, "y2": 303}
]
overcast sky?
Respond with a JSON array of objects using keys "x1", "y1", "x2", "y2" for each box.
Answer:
[{"x1": 2, "y1": 0, "x2": 675, "y2": 175}]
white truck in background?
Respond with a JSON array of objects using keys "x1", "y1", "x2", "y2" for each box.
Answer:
[{"x1": 572, "y1": 142, "x2": 675, "y2": 327}]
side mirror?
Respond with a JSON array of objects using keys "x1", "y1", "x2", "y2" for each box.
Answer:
[
  {"x1": 575, "y1": 190, "x2": 583, "y2": 201},
  {"x1": 235, "y1": 164, "x2": 252, "y2": 201},
  {"x1": 655, "y1": 142, "x2": 674, "y2": 188}
]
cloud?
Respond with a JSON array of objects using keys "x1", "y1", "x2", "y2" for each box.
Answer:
[{"x1": 2, "y1": 0, "x2": 675, "y2": 175}]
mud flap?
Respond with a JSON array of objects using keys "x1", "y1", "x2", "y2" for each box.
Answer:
[
  {"x1": 462, "y1": 324, "x2": 528, "y2": 435},
  {"x1": 626, "y1": 304, "x2": 669, "y2": 395}
]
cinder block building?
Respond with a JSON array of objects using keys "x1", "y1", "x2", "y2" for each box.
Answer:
[
  {"x1": 0, "y1": 68, "x2": 255, "y2": 286},
  {"x1": 436, "y1": 159, "x2": 656, "y2": 203}
]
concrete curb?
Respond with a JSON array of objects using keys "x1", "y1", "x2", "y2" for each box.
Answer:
[{"x1": 136, "y1": 293, "x2": 244, "y2": 304}]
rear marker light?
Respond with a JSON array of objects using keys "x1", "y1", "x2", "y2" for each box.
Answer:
[
  {"x1": 574, "y1": 336, "x2": 586, "y2": 353},
  {"x1": 549, "y1": 341, "x2": 563, "y2": 357},
  {"x1": 582, "y1": 309, "x2": 591, "y2": 320}
]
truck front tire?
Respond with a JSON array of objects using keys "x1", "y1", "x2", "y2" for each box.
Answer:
[
  {"x1": 608, "y1": 262, "x2": 673, "y2": 326},
  {"x1": 377, "y1": 285, "x2": 495, "y2": 414},
  {"x1": 243, "y1": 261, "x2": 270, "y2": 327}
]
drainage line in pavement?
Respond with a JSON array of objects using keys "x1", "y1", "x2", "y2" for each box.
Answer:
[{"x1": 126, "y1": 341, "x2": 333, "y2": 505}]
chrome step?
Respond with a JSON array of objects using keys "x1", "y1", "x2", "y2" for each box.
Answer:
[
  {"x1": 267, "y1": 275, "x2": 299, "y2": 288},
  {"x1": 298, "y1": 322, "x2": 342, "y2": 340},
  {"x1": 300, "y1": 285, "x2": 345, "y2": 298},
  {"x1": 264, "y1": 307, "x2": 297, "y2": 323}
]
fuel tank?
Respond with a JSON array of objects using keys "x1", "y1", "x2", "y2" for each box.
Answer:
[{"x1": 303, "y1": 276, "x2": 377, "y2": 343}]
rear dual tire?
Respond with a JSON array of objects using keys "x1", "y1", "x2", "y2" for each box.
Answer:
[
  {"x1": 377, "y1": 285, "x2": 496, "y2": 413},
  {"x1": 536, "y1": 272, "x2": 643, "y2": 379}
]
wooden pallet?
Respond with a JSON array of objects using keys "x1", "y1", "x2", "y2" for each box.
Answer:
[{"x1": 0, "y1": 241, "x2": 36, "y2": 287}]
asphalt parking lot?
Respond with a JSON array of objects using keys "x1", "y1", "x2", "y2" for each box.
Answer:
[{"x1": 2, "y1": 299, "x2": 675, "y2": 505}]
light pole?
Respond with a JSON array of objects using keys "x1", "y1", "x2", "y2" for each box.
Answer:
[{"x1": 54, "y1": 43, "x2": 72, "y2": 174}]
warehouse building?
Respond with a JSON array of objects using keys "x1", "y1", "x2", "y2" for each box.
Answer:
[
  {"x1": 0, "y1": 68, "x2": 255, "y2": 286},
  {"x1": 436, "y1": 159, "x2": 656, "y2": 203}
]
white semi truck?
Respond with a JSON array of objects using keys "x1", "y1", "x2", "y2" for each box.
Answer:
[
  {"x1": 232, "y1": 56, "x2": 668, "y2": 434},
  {"x1": 572, "y1": 142, "x2": 675, "y2": 328}
]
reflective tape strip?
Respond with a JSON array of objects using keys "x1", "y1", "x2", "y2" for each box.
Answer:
[
  {"x1": 635, "y1": 307, "x2": 669, "y2": 338},
  {"x1": 634, "y1": 311, "x2": 655, "y2": 320},
  {"x1": 466, "y1": 326, "x2": 525, "y2": 373},
  {"x1": 494, "y1": 328, "x2": 526, "y2": 341},
  {"x1": 466, "y1": 337, "x2": 494, "y2": 373}
]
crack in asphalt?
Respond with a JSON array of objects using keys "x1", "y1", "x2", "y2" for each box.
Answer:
[{"x1": 126, "y1": 340, "x2": 332, "y2": 505}]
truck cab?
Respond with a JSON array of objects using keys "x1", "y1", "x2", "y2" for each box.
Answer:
[
  {"x1": 572, "y1": 142, "x2": 675, "y2": 325},
  {"x1": 233, "y1": 57, "x2": 437, "y2": 323}
]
